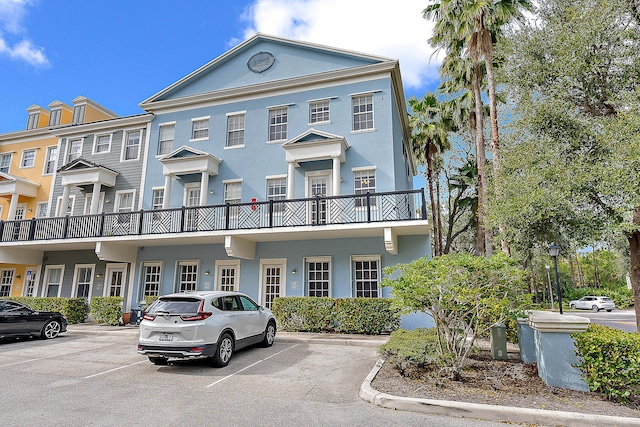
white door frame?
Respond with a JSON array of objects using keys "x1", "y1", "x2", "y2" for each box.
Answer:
[
  {"x1": 259, "y1": 258, "x2": 286, "y2": 308},
  {"x1": 104, "y1": 263, "x2": 127, "y2": 297}
]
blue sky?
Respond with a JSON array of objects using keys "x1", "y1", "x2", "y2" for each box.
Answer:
[{"x1": 0, "y1": 0, "x2": 442, "y2": 134}]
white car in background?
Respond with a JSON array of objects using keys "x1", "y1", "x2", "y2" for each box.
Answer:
[
  {"x1": 137, "y1": 291, "x2": 276, "y2": 367},
  {"x1": 568, "y1": 296, "x2": 615, "y2": 312}
]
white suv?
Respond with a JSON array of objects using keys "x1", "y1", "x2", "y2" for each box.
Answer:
[
  {"x1": 568, "y1": 296, "x2": 616, "y2": 312},
  {"x1": 137, "y1": 291, "x2": 276, "y2": 367}
]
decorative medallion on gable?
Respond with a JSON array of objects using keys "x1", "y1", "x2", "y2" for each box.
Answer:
[{"x1": 247, "y1": 51, "x2": 275, "y2": 73}]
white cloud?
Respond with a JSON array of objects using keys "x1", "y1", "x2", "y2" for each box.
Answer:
[
  {"x1": 240, "y1": 0, "x2": 440, "y2": 91},
  {"x1": 0, "y1": 0, "x2": 49, "y2": 67}
]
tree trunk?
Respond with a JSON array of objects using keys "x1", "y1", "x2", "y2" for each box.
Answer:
[
  {"x1": 628, "y1": 207, "x2": 640, "y2": 332},
  {"x1": 426, "y1": 152, "x2": 440, "y2": 256},
  {"x1": 436, "y1": 174, "x2": 443, "y2": 256},
  {"x1": 472, "y1": 68, "x2": 491, "y2": 256}
]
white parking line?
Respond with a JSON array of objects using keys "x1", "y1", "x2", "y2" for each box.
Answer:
[
  {"x1": 0, "y1": 350, "x2": 80, "y2": 368},
  {"x1": 84, "y1": 360, "x2": 148, "y2": 379},
  {"x1": 206, "y1": 343, "x2": 298, "y2": 388}
]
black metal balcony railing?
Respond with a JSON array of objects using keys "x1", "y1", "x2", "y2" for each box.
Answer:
[{"x1": 0, "y1": 189, "x2": 427, "y2": 243}]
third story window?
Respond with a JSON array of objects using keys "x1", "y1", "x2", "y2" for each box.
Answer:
[
  {"x1": 124, "y1": 131, "x2": 141, "y2": 160},
  {"x1": 192, "y1": 118, "x2": 209, "y2": 140},
  {"x1": 44, "y1": 147, "x2": 57, "y2": 174},
  {"x1": 0, "y1": 154, "x2": 10, "y2": 173},
  {"x1": 158, "y1": 124, "x2": 175, "y2": 155},
  {"x1": 21, "y1": 150, "x2": 36, "y2": 168},
  {"x1": 352, "y1": 95, "x2": 374, "y2": 131},
  {"x1": 309, "y1": 100, "x2": 330, "y2": 124},
  {"x1": 94, "y1": 134, "x2": 111, "y2": 153},
  {"x1": 227, "y1": 114, "x2": 245, "y2": 147},
  {"x1": 269, "y1": 108, "x2": 288, "y2": 141},
  {"x1": 67, "y1": 139, "x2": 82, "y2": 163}
]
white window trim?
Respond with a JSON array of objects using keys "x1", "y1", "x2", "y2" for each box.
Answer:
[
  {"x1": 214, "y1": 259, "x2": 241, "y2": 292},
  {"x1": 0, "y1": 206, "x2": 3, "y2": 219},
  {"x1": 305, "y1": 256, "x2": 332, "y2": 297},
  {"x1": 121, "y1": 128, "x2": 143, "y2": 162},
  {"x1": 36, "y1": 202, "x2": 48, "y2": 218},
  {"x1": 352, "y1": 165, "x2": 377, "y2": 172},
  {"x1": 267, "y1": 105, "x2": 291, "y2": 144},
  {"x1": 304, "y1": 169, "x2": 333, "y2": 198},
  {"x1": 19, "y1": 149, "x2": 37, "y2": 169},
  {"x1": 175, "y1": 260, "x2": 200, "y2": 293},
  {"x1": 83, "y1": 192, "x2": 105, "y2": 215},
  {"x1": 103, "y1": 263, "x2": 127, "y2": 297},
  {"x1": 157, "y1": 121, "x2": 176, "y2": 157},
  {"x1": 183, "y1": 183, "x2": 201, "y2": 206},
  {"x1": 224, "y1": 111, "x2": 246, "y2": 150},
  {"x1": 55, "y1": 195, "x2": 76, "y2": 216},
  {"x1": 350, "y1": 255, "x2": 381, "y2": 298},
  {"x1": 140, "y1": 261, "x2": 164, "y2": 297},
  {"x1": 42, "y1": 265, "x2": 65, "y2": 297},
  {"x1": 114, "y1": 189, "x2": 136, "y2": 212},
  {"x1": 308, "y1": 99, "x2": 332, "y2": 126},
  {"x1": 71, "y1": 264, "x2": 95, "y2": 299},
  {"x1": 190, "y1": 116, "x2": 210, "y2": 142},
  {"x1": 350, "y1": 93, "x2": 377, "y2": 134},
  {"x1": 66, "y1": 138, "x2": 83, "y2": 164},
  {"x1": 0, "y1": 268, "x2": 15, "y2": 297},
  {"x1": 258, "y1": 258, "x2": 287, "y2": 307},
  {"x1": 22, "y1": 266, "x2": 41, "y2": 297},
  {"x1": 0, "y1": 153, "x2": 13, "y2": 174},
  {"x1": 93, "y1": 133, "x2": 113, "y2": 155},
  {"x1": 151, "y1": 187, "x2": 165, "y2": 210},
  {"x1": 42, "y1": 146, "x2": 57, "y2": 175}
]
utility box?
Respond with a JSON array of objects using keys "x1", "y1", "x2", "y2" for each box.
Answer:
[{"x1": 490, "y1": 322, "x2": 508, "y2": 360}]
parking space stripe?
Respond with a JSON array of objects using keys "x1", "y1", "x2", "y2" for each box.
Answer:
[
  {"x1": 206, "y1": 343, "x2": 298, "y2": 388},
  {"x1": 84, "y1": 360, "x2": 148, "y2": 379},
  {"x1": 0, "y1": 351, "x2": 81, "y2": 368}
]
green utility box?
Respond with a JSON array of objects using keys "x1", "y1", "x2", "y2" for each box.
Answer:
[{"x1": 490, "y1": 322, "x2": 508, "y2": 360}]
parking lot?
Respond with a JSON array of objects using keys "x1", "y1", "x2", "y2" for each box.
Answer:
[{"x1": 0, "y1": 329, "x2": 511, "y2": 427}]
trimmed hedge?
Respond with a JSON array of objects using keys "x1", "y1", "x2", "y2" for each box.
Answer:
[
  {"x1": 573, "y1": 324, "x2": 640, "y2": 405},
  {"x1": 7, "y1": 297, "x2": 89, "y2": 324},
  {"x1": 90, "y1": 296, "x2": 123, "y2": 326},
  {"x1": 271, "y1": 296, "x2": 400, "y2": 334}
]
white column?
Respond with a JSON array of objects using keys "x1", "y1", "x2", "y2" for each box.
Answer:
[
  {"x1": 90, "y1": 182, "x2": 102, "y2": 214},
  {"x1": 163, "y1": 174, "x2": 172, "y2": 209},
  {"x1": 287, "y1": 162, "x2": 295, "y2": 199},
  {"x1": 59, "y1": 185, "x2": 70, "y2": 216},
  {"x1": 7, "y1": 193, "x2": 19, "y2": 220},
  {"x1": 332, "y1": 157, "x2": 341, "y2": 196},
  {"x1": 200, "y1": 172, "x2": 209, "y2": 206}
]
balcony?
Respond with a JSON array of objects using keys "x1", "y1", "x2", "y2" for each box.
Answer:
[{"x1": 0, "y1": 189, "x2": 427, "y2": 243}]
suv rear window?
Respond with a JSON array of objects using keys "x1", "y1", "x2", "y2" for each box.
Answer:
[{"x1": 148, "y1": 297, "x2": 202, "y2": 315}]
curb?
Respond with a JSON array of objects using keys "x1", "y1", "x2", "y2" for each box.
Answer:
[{"x1": 359, "y1": 358, "x2": 640, "y2": 427}]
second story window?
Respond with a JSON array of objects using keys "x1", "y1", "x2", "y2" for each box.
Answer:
[
  {"x1": 67, "y1": 139, "x2": 82, "y2": 164},
  {"x1": 152, "y1": 189, "x2": 164, "y2": 210},
  {"x1": 267, "y1": 177, "x2": 286, "y2": 214},
  {"x1": 352, "y1": 95, "x2": 374, "y2": 131},
  {"x1": 27, "y1": 113, "x2": 39, "y2": 130},
  {"x1": 226, "y1": 113, "x2": 245, "y2": 147},
  {"x1": 191, "y1": 117, "x2": 209, "y2": 140},
  {"x1": 354, "y1": 168, "x2": 376, "y2": 207},
  {"x1": 269, "y1": 107, "x2": 288, "y2": 141},
  {"x1": 309, "y1": 100, "x2": 330, "y2": 124},
  {"x1": 224, "y1": 181, "x2": 242, "y2": 205},
  {"x1": 94, "y1": 134, "x2": 111, "y2": 154},
  {"x1": 21, "y1": 149, "x2": 36, "y2": 168},
  {"x1": 0, "y1": 153, "x2": 12, "y2": 173},
  {"x1": 72, "y1": 104, "x2": 86, "y2": 124},
  {"x1": 116, "y1": 191, "x2": 134, "y2": 213},
  {"x1": 43, "y1": 147, "x2": 57, "y2": 175},
  {"x1": 49, "y1": 109, "x2": 62, "y2": 126},
  {"x1": 158, "y1": 123, "x2": 175, "y2": 155},
  {"x1": 123, "y1": 130, "x2": 141, "y2": 160}
]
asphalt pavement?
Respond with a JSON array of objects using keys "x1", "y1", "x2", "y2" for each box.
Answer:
[{"x1": 66, "y1": 322, "x2": 639, "y2": 427}]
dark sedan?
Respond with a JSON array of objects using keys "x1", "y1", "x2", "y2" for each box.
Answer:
[{"x1": 0, "y1": 299, "x2": 67, "y2": 340}]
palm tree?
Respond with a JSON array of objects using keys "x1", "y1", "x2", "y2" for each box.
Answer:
[{"x1": 408, "y1": 93, "x2": 455, "y2": 256}]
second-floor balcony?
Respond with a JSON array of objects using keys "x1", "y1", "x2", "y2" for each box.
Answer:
[{"x1": 0, "y1": 189, "x2": 427, "y2": 244}]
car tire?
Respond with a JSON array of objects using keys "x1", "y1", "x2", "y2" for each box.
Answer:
[
  {"x1": 41, "y1": 320, "x2": 61, "y2": 339},
  {"x1": 592, "y1": 305, "x2": 599, "y2": 312},
  {"x1": 210, "y1": 333, "x2": 234, "y2": 368},
  {"x1": 262, "y1": 321, "x2": 276, "y2": 347},
  {"x1": 606, "y1": 309, "x2": 613, "y2": 312},
  {"x1": 148, "y1": 356, "x2": 168, "y2": 365},
  {"x1": 570, "y1": 304, "x2": 576, "y2": 309}
]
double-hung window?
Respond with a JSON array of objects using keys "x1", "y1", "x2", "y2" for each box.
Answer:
[
  {"x1": 43, "y1": 147, "x2": 57, "y2": 175},
  {"x1": 94, "y1": 134, "x2": 111, "y2": 154},
  {"x1": 116, "y1": 191, "x2": 134, "y2": 213},
  {"x1": 0, "y1": 153, "x2": 10, "y2": 173},
  {"x1": 224, "y1": 181, "x2": 242, "y2": 221},
  {"x1": 354, "y1": 168, "x2": 376, "y2": 207},
  {"x1": 20, "y1": 149, "x2": 36, "y2": 168},
  {"x1": 72, "y1": 104, "x2": 85, "y2": 124},
  {"x1": 27, "y1": 113, "x2": 39, "y2": 130},
  {"x1": 268, "y1": 107, "x2": 288, "y2": 141},
  {"x1": 352, "y1": 95, "x2": 374, "y2": 131},
  {"x1": 67, "y1": 139, "x2": 82, "y2": 163},
  {"x1": 49, "y1": 109, "x2": 62, "y2": 126},
  {"x1": 123, "y1": 130, "x2": 141, "y2": 160},
  {"x1": 191, "y1": 117, "x2": 209, "y2": 140},
  {"x1": 152, "y1": 189, "x2": 164, "y2": 210},
  {"x1": 36, "y1": 202, "x2": 48, "y2": 218},
  {"x1": 226, "y1": 113, "x2": 245, "y2": 147},
  {"x1": 158, "y1": 123, "x2": 175, "y2": 155},
  {"x1": 267, "y1": 177, "x2": 286, "y2": 214},
  {"x1": 309, "y1": 100, "x2": 330, "y2": 124}
]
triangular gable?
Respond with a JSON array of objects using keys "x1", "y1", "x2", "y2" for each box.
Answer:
[
  {"x1": 159, "y1": 145, "x2": 212, "y2": 160},
  {"x1": 141, "y1": 33, "x2": 393, "y2": 105},
  {"x1": 282, "y1": 129, "x2": 347, "y2": 146},
  {"x1": 57, "y1": 158, "x2": 118, "y2": 174},
  {"x1": 0, "y1": 171, "x2": 39, "y2": 186}
]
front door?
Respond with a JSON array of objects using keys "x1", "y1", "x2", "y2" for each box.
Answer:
[
  {"x1": 261, "y1": 262, "x2": 284, "y2": 309},
  {"x1": 185, "y1": 186, "x2": 201, "y2": 230},
  {"x1": 23, "y1": 268, "x2": 37, "y2": 297},
  {"x1": 105, "y1": 265, "x2": 126, "y2": 297},
  {"x1": 13, "y1": 204, "x2": 27, "y2": 240},
  {"x1": 308, "y1": 174, "x2": 331, "y2": 225}
]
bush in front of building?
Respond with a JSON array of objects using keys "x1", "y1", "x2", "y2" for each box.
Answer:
[
  {"x1": 378, "y1": 328, "x2": 451, "y2": 377},
  {"x1": 573, "y1": 324, "x2": 640, "y2": 406},
  {"x1": 8, "y1": 297, "x2": 89, "y2": 324},
  {"x1": 271, "y1": 296, "x2": 400, "y2": 334},
  {"x1": 90, "y1": 296, "x2": 123, "y2": 326}
]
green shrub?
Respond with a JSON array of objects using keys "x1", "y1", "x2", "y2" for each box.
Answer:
[
  {"x1": 378, "y1": 328, "x2": 451, "y2": 376},
  {"x1": 8, "y1": 297, "x2": 89, "y2": 324},
  {"x1": 271, "y1": 297, "x2": 400, "y2": 334},
  {"x1": 144, "y1": 295, "x2": 159, "y2": 308},
  {"x1": 573, "y1": 324, "x2": 640, "y2": 405},
  {"x1": 90, "y1": 296, "x2": 123, "y2": 326}
]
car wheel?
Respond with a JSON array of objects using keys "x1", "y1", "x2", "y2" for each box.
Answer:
[
  {"x1": 148, "y1": 356, "x2": 168, "y2": 365},
  {"x1": 592, "y1": 305, "x2": 599, "y2": 312},
  {"x1": 570, "y1": 304, "x2": 576, "y2": 309},
  {"x1": 210, "y1": 333, "x2": 234, "y2": 368},
  {"x1": 606, "y1": 309, "x2": 613, "y2": 312},
  {"x1": 262, "y1": 321, "x2": 276, "y2": 347},
  {"x1": 41, "y1": 320, "x2": 61, "y2": 339}
]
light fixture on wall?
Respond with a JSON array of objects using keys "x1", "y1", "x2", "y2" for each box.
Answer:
[
  {"x1": 291, "y1": 268, "x2": 297, "y2": 275},
  {"x1": 15, "y1": 274, "x2": 21, "y2": 279},
  {"x1": 204, "y1": 270, "x2": 210, "y2": 275},
  {"x1": 96, "y1": 272, "x2": 104, "y2": 279},
  {"x1": 105, "y1": 199, "x2": 111, "y2": 204},
  {"x1": 27, "y1": 209, "x2": 33, "y2": 213},
  {"x1": 209, "y1": 189, "x2": 214, "y2": 194}
]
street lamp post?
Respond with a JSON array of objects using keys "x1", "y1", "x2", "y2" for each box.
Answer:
[
  {"x1": 548, "y1": 243, "x2": 563, "y2": 314},
  {"x1": 545, "y1": 264, "x2": 554, "y2": 310}
]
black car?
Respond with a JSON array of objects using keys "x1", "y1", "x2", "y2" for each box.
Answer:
[{"x1": 0, "y1": 299, "x2": 68, "y2": 340}]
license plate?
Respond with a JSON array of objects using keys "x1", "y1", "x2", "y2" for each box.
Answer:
[{"x1": 159, "y1": 333, "x2": 173, "y2": 342}]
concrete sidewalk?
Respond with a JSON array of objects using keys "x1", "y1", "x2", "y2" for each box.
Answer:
[{"x1": 65, "y1": 322, "x2": 639, "y2": 427}]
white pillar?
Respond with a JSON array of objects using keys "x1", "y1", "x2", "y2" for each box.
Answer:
[
  {"x1": 287, "y1": 162, "x2": 295, "y2": 199},
  {"x1": 332, "y1": 157, "x2": 341, "y2": 196},
  {"x1": 200, "y1": 172, "x2": 209, "y2": 206},
  {"x1": 59, "y1": 185, "x2": 70, "y2": 216},
  {"x1": 90, "y1": 182, "x2": 102, "y2": 214},
  {"x1": 163, "y1": 175, "x2": 172, "y2": 209},
  {"x1": 7, "y1": 193, "x2": 19, "y2": 220}
]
